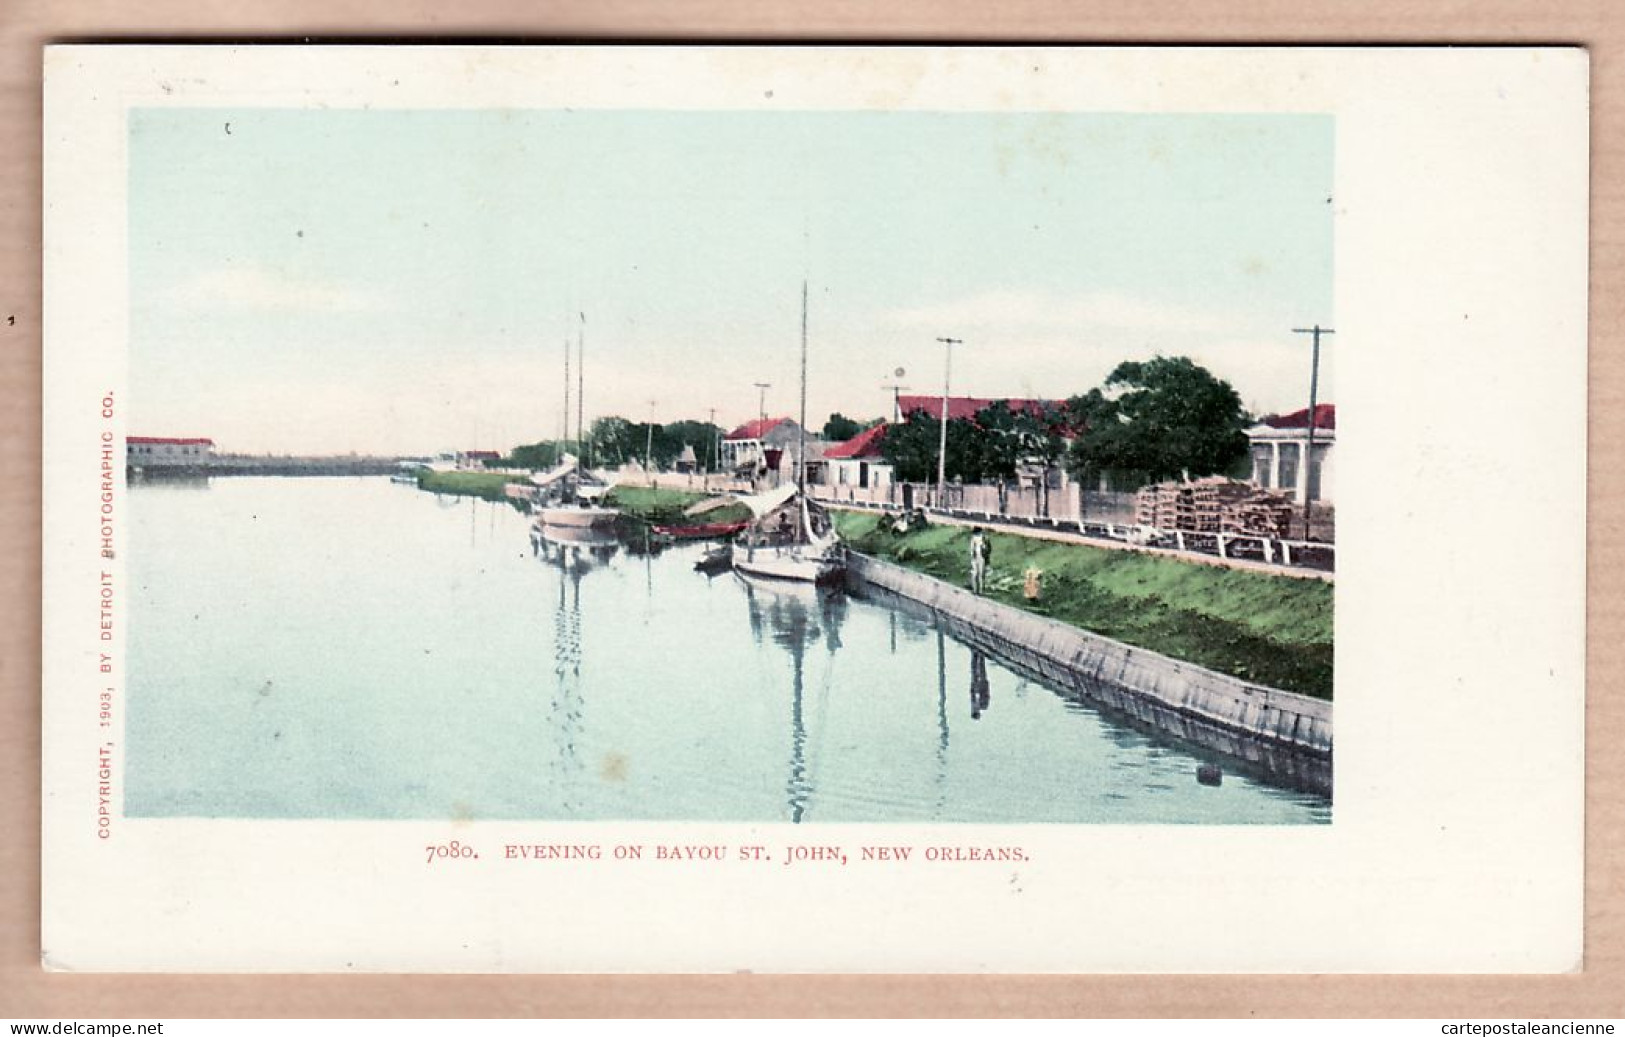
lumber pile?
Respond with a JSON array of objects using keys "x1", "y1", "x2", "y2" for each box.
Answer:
[
  {"x1": 1134, "y1": 478, "x2": 1295, "y2": 537},
  {"x1": 1222, "y1": 491, "x2": 1297, "y2": 538}
]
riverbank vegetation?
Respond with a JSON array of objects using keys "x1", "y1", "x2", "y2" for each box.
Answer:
[
  {"x1": 835, "y1": 512, "x2": 1333, "y2": 699},
  {"x1": 416, "y1": 470, "x2": 528, "y2": 501},
  {"x1": 605, "y1": 485, "x2": 749, "y2": 525}
]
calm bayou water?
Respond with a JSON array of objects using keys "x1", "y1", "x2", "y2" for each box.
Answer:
[{"x1": 127, "y1": 477, "x2": 1330, "y2": 824}]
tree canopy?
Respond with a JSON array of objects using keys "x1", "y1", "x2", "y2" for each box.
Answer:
[
  {"x1": 582, "y1": 416, "x2": 724, "y2": 470},
  {"x1": 877, "y1": 402, "x2": 1071, "y2": 484},
  {"x1": 506, "y1": 440, "x2": 568, "y2": 470},
  {"x1": 1064, "y1": 356, "x2": 1249, "y2": 484},
  {"x1": 878, "y1": 408, "x2": 988, "y2": 483},
  {"x1": 821, "y1": 413, "x2": 879, "y2": 441}
]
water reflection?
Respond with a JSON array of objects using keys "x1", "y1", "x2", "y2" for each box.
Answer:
[
  {"x1": 848, "y1": 576, "x2": 1333, "y2": 800},
  {"x1": 127, "y1": 471, "x2": 212, "y2": 491},
  {"x1": 531, "y1": 524, "x2": 619, "y2": 574},
  {"x1": 736, "y1": 573, "x2": 849, "y2": 823},
  {"x1": 530, "y1": 525, "x2": 628, "y2": 815},
  {"x1": 935, "y1": 627, "x2": 949, "y2": 813},
  {"x1": 129, "y1": 478, "x2": 1329, "y2": 822},
  {"x1": 970, "y1": 649, "x2": 992, "y2": 721}
]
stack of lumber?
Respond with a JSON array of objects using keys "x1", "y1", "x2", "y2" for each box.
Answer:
[
  {"x1": 1222, "y1": 490, "x2": 1297, "y2": 538},
  {"x1": 1185, "y1": 477, "x2": 1256, "y2": 532},
  {"x1": 1136, "y1": 478, "x2": 1289, "y2": 535},
  {"x1": 1134, "y1": 481, "x2": 1187, "y2": 528}
]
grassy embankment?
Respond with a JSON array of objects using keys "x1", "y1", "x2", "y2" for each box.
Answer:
[
  {"x1": 415, "y1": 470, "x2": 529, "y2": 501},
  {"x1": 605, "y1": 486, "x2": 750, "y2": 526},
  {"x1": 835, "y1": 512, "x2": 1334, "y2": 699}
]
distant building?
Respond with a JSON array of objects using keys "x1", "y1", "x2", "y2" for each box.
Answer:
[
  {"x1": 721, "y1": 417, "x2": 804, "y2": 477},
  {"x1": 126, "y1": 436, "x2": 214, "y2": 468},
  {"x1": 674, "y1": 444, "x2": 698, "y2": 473},
  {"x1": 456, "y1": 450, "x2": 502, "y2": 470},
  {"x1": 824, "y1": 423, "x2": 894, "y2": 491},
  {"x1": 1247, "y1": 404, "x2": 1335, "y2": 504}
]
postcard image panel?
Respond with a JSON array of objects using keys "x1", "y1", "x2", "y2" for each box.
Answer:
[{"x1": 41, "y1": 45, "x2": 1586, "y2": 972}]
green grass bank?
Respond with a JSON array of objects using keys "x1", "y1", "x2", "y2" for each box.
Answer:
[
  {"x1": 416, "y1": 470, "x2": 528, "y2": 501},
  {"x1": 835, "y1": 512, "x2": 1334, "y2": 699},
  {"x1": 606, "y1": 486, "x2": 749, "y2": 525}
]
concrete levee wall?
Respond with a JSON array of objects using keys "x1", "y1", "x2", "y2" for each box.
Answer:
[{"x1": 845, "y1": 552, "x2": 1333, "y2": 762}]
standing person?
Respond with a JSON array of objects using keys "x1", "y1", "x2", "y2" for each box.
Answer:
[{"x1": 969, "y1": 527, "x2": 990, "y2": 595}]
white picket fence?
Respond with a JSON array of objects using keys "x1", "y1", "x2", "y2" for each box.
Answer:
[
  {"x1": 808, "y1": 482, "x2": 1334, "y2": 574},
  {"x1": 618, "y1": 469, "x2": 1333, "y2": 573}
]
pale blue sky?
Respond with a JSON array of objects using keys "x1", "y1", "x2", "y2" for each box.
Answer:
[{"x1": 130, "y1": 108, "x2": 1333, "y2": 454}]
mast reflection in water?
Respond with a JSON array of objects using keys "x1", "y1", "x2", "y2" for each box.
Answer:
[
  {"x1": 737, "y1": 574, "x2": 848, "y2": 823},
  {"x1": 126, "y1": 477, "x2": 1330, "y2": 824}
]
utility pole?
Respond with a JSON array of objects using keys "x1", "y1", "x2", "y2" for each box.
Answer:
[
  {"x1": 707, "y1": 406, "x2": 718, "y2": 473},
  {"x1": 752, "y1": 381, "x2": 772, "y2": 475},
  {"x1": 753, "y1": 382, "x2": 771, "y2": 427},
  {"x1": 881, "y1": 381, "x2": 909, "y2": 423},
  {"x1": 934, "y1": 337, "x2": 962, "y2": 507},
  {"x1": 1291, "y1": 324, "x2": 1334, "y2": 541}
]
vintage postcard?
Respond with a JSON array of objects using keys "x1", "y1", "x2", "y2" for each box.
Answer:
[{"x1": 41, "y1": 46, "x2": 1585, "y2": 972}]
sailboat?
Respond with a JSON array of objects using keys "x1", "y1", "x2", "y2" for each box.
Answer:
[
  {"x1": 534, "y1": 313, "x2": 621, "y2": 530},
  {"x1": 730, "y1": 281, "x2": 845, "y2": 585}
]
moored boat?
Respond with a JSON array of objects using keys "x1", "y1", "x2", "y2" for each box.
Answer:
[
  {"x1": 652, "y1": 520, "x2": 748, "y2": 540},
  {"x1": 728, "y1": 482, "x2": 844, "y2": 585},
  {"x1": 717, "y1": 280, "x2": 843, "y2": 585}
]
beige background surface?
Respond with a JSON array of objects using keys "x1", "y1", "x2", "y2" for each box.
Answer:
[{"x1": 3, "y1": 2, "x2": 1621, "y2": 1019}]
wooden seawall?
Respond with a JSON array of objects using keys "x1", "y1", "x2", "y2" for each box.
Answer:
[{"x1": 844, "y1": 551, "x2": 1333, "y2": 796}]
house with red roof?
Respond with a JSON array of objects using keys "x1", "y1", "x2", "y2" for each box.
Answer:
[
  {"x1": 1246, "y1": 404, "x2": 1335, "y2": 504},
  {"x1": 720, "y1": 416, "x2": 808, "y2": 479},
  {"x1": 126, "y1": 436, "x2": 215, "y2": 469},
  {"x1": 823, "y1": 422, "x2": 893, "y2": 491},
  {"x1": 897, "y1": 395, "x2": 1062, "y2": 424}
]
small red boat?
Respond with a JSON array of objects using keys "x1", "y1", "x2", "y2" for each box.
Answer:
[{"x1": 651, "y1": 520, "x2": 748, "y2": 540}]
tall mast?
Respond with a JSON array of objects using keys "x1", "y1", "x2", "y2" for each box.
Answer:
[
  {"x1": 798, "y1": 279, "x2": 808, "y2": 498},
  {"x1": 562, "y1": 334, "x2": 570, "y2": 451},
  {"x1": 577, "y1": 312, "x2": 586, "y2": 463}
]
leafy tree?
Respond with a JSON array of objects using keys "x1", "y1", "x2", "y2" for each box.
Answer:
[
  {"x1": 822, "y1": 413, "x2": 871, "y2": 441},
  {"x1": 879, "y1": 409, "x2": 987, "y2": 483},
  {"x1": 586, "y1": 416, "x2": 725, "y2": 471},
  {"x1": 507, "y1": 440, "x2": 567, "y2": 470},
  {"x1": 1064, "y1": 356, "x2": 1248, "y2": 486},
  {"x1": 661, "y1": 420, "x2": 725, "y2": 469},
  {"x1": 586, "y1": 416, "x2": 638, "y2": 466}
]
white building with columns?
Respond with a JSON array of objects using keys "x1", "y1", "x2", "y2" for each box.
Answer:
[{"x1": 1246, "y1": 404, "x2": 1335, "y2": 505}]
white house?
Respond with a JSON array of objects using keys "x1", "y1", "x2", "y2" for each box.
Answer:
[
  {"x1": 1246, "y1": 404, "x2": 1335, "y2": 505},
  {"x1": 823, "y1": 422, "x2": 894, "y2": 492}
]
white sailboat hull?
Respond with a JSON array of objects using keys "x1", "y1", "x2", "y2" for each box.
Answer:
[
  {"x1": 536, "y1": 506, "x2": 620, "y2": 528},
  {"x1": 732, "y1": 540, "x2": 845, "y2": 584}
]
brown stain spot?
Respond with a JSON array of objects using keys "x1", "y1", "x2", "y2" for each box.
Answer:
[
  {"x1": 1240, "y1": 256, "x2": 1268, "y2": 277},
  {"x1": 599, "y1": 752, "x2": 629, "y2": 783},
  {"x1": 450, "y1": 801, "x2": 476, "y2": 826}
]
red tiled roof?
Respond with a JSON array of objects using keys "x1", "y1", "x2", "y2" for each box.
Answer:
[
  {"x1": 463, "y1": 450, "x2": 501, "y2": 459},
  {"x1": 127, "y1": 436, "x2": 214, "y2": 446},
  {"x1": 824, "y1": 422, "x2": 888, "y2": 460},
  {"x1": 1262, "y1": 404, "x2": 1336, "y2": 431},
  {"x1": 725, "y1": 416, "x2": 790, "y2": 441},
  {"x1": 898, "y1": 395, "x2": 1057, "y2": 423}
]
